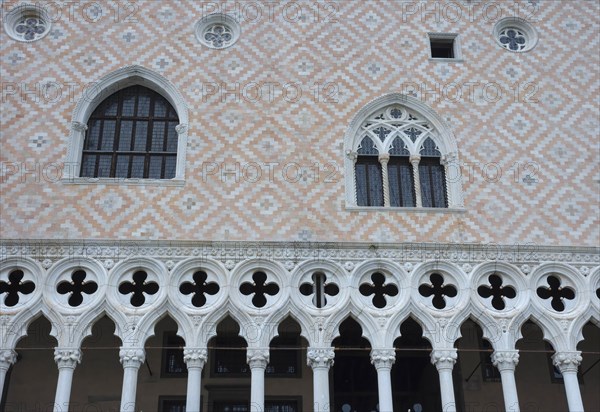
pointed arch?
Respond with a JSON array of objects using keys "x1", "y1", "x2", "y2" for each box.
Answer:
[
  {"x1": 63, "y1": 65, "x2": 189, "y2": 181},
  {"x1": 344, "y1": 93, "x2": 464, "y2": 208}
]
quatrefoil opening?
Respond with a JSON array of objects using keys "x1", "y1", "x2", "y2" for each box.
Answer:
[
  {"x1": 0, "y1": 269, "x2": 35, "y2": 307},
  {"x1": 418, "y1": 273, "x2": 457, "y2": 310},
  {"x1": 536, "y1": 275, "x2": 575, "y2": 312},
  {"x1": 359, "y1": 272, "x2": 398, "y2": 309},
  {"x1": 240, "y1": 271, "x2": 279, "y2": 308},
  {"x1": 299, "y1": 273, "x2": 339, "y2": 308},
  {"x1": 118, "y1": 270, "x2": 159, "y2": 307},
  {"x1": 57, "y1": 269, "x2": 98, "y2": 307},
  {"x1": 477, "y1": 274, "x2": 516, "y2": 311},
  {"x1": 179, "y1": 270, "x2": 220, "y2": 307}
]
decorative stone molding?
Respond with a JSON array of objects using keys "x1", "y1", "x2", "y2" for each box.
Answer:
[
  {"x1": 491, "y1": 350, "x2": 519, "y2": 372},
  {"x1": 246, "y1": 348, "x2": 270, "y2": 369},
  {"x1": 119, "y1": 348, "x2": 145, "y2": 368},
  {"x1": 552, "y1": 351, "x2": 582, "y2": 374},
  {"x1": 370, "y1": 348, "x2": 396, "y2": 370},
  {"x1": 71, "y1": 121, "x2": 88, "y2": 132},
  {"x1": 0, "y1": 349, "x2": 17, "y2": 370},
  {"x1": 54, "y1": 348, "x2": 82, "y2": 369},
  {"x1": 183, "y1": 348, "x2": 208, "y2": 369},
  {"x1": 430, "y1": 349, "x2": 457, "y2": 371},
  {"x1": 307, "y1": 347, "x2": 335, "y2": 369}
]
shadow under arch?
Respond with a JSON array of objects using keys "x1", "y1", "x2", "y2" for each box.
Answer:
[
  {"x1": 331, "y1": 317, "x2": 376, "y2": 412},
  {"x1": 392, "y1": 317, "x2": 441, "y2": 412},
  {"x1": 576, "y1": 321, "x2": 600, "y2": 411},
  {"x1": 3, "y1": 315, "x2": 58, "y2": 412}
]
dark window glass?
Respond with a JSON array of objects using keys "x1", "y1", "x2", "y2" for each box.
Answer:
[
  {"x1": 355, "y1": 156, "x2": 383, "y2": 207},
  {"x1": 267, "y1": 336, "x2": 299, "y2": 377},
  {"x1": 419, "y1": 158, "x2": 447, "y2": 208},
  {"x1": 480, "y1": 340, "x2": 501, "y2": 382},
  {"x1": 212, "y1": 400, "x2": 299, "y2": 412},
  {"x1": 388, "y1": 156, "x2": 415, "y2": 207},
  {"x1": 80, "y1": 85, "x2": 179, "y2": 179},
  {"x1": 213, "y1": 336, "x2": 248, "y2": 376},
  {"x1": 161, "y1": 332, "x2": 186, "y2": 377},
  {"x1": 158, "y1": 397, "x2": 186, "y2": 412},
  {"x1": 430, "y1": 38, "x2": 454, "y2": 58}
]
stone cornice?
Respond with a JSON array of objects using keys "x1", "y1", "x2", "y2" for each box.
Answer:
[{"x1": 1, "y1": 239, "x2": 598, "y2": 268}]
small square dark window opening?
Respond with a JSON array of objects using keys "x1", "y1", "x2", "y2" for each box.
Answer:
[{"x1": 430, "y1": 39, "x2": 455, "y2": 58}]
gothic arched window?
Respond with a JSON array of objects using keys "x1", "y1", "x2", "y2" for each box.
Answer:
[
  {"x1": 345, "y1": 96, "x2": 463, "y2": 209},
  {"x1": 80, "y1": 85, "x2": 179, "y2": 179}
]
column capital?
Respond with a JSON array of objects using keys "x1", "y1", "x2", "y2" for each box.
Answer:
[
  {"x1": 0, "y1": 349, "x2": 17, "y2": 369},
  {"x1": 183, "y1": 347, "x2": 208, "y2": 369},
  {"x1": 247, "y1": 348, "x2": 269, "y2": 370},
  {"x1": 409, "y1": 155, "x2": 421, "y2": 165},
  {"x1": 71, "y1": 121, "x2": 88, "y2": 132},
  {"x1": 307, "y1": 347, "x2": 335, "y2": 369},
  {"x1": 552, "y1": 351, "x2": 582, "y2": 374},
  {"x1": 370, "y1": 348, "x2": 396, "y2": 370},
  {"x1": 119, "y1": 347, "x2": 145, "y2": 369},
  {"x1": 430, "y1": 348, "x2": 457, "y2": 371},
  {"x1": 346, "y1": 150, "x2": 358, "y2": 162},
  {"x1": 378, "y1": 153, "x2": 390, "y2": 163},
  {"x1": 54, "y1": 348, "x2": 82, "y2": 370},
  {"x1": 175, "y1": 123, "x2": 188, "y2": 135},
  {"x1": 491, "y1": 350, "x2": 519, "y2": 372}
]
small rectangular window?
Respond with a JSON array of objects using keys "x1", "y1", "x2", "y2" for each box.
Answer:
[{"x1": 429, "y1": 33, "x2": 461, "y2": 60}]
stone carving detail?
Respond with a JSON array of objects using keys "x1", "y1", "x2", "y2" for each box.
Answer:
[
  {"x1": 491, "y1": 350, "x2": 519, "y2": 371},
  {"x1": 0, "y1": 349, "x2": 17, "y2": 367},
  {"x1": 552, "y1": 351, "x2": 582, "y2": 374},
  {"x1": 371, "y1": 348, "x2": 396, "y2": 369},
  {"x1": 119, "y1": 348, "x2": 146, "y2": 368},
  {"x1": 183, "y1": 348, "x2": 208, "y2": 368},
  {"x1": 307, "y1": 347, "x2": 335, "y2": 369},
  {"x1": 430, "y1": 349, "x2": 457, "y2": 370},
  {"x1": 54, "y1": 348, "x2": 82, "y2": 369},
  {"x1": 246, "y1": 348, "x2": 270, "y2": 369}
]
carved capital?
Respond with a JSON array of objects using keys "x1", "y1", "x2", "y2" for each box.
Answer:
[
  {"x1": 441, "y1": 151, "x2": 458, "y2": 166},
  {"x1": 71, "y1": 121, "x2": 88, "y2": 132},
  {"x1": 246, "y1": 348, "x2": 269, "y2": 369},
  {"x1": 491, "y1": 350, "x2": 519, "y2": 372},
  {"x1": 378, "y1": 153, "x2": 390, "y2": 164},
  {"x1": 409, "y1": 155, "x2": 421, "y2": 166},
  {"x1": 119, "y1": 347, "x2": 145, "y2": 369},
  {"x1": 175, "y1": 123, "x2": 188, "y2": 135},
  {"x1": 54, "y1": 348, "x2": 81, "y2": 369},
  {"x1": 0, "y1": 349, "x2": 17, "y2": 369},
  {"x1": 183, "y1": 348, "x2": 207, "y2": 369},
  {"x1": 307, "y1": 347, "x2": 335, "y2": 369},
  {"x1": 552, "y1": 351, "x2": 582, "y2": 374},
  {"x1": 370, "y1": 348, "x2": 396, "y2": 370},
  {"x1": 430, "y1": 349, "x2": 457, "y2": 371},
  {"x1": 346, "y1": 150, "x2": 358, "y2": 162}
]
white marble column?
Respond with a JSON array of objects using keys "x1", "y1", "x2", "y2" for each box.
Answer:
[
  {"x1": 410, "y1": 155, "x2": 422, "y2": 207},
  {"x1": 0, "y1": 349, "x2": 17, "y2": 405},
  {"x1": 371, "y1": 348, "x2": 395, "y2": 412},
  {"x1": 53, "y1": 348, "x2": 81, "y2": 412},
  {"x1": 183, "y1": 348, "x2": 207, "y2": 412},
  {"x1": 379, "y1": 153, "x2": 390, "y2": 207},
  {"x1": 431, "y1": 349, "x2": 457, "y2": 412},
  {"x1": 119, "y1": 347, "x2": 145, "y2": 412},
  {"x1": 247, "y1": 348, "x2": 269, "y2": 412},
  {"x1": 491, "y1": 350, "x2": 520, "y2": 412},
  {"x1": 307, "y1": 347, "x2": 335, "y2": 412},
  {"x1": 553, "y1": 351, "x2": 584, "y2": 412}
]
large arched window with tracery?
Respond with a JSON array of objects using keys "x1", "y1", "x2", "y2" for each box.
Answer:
[
  {"x1": 80, "y1": 85, "x2": 179, "y2": 179},
  {"x1": 345, "y1": 96, "x2": 463, "y2": 209}
]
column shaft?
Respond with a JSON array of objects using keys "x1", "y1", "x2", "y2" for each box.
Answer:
[
  {"x1": 553, "y1": 351, "x2": 584, "y2": 412},
  {"x1": 308, "y1": 347, "x2": 335, "y2": 412},
  {"x1": 119, "y1": 348, "x2": 145, "y2": 412},
  {"x1": 492, "y1": 350, "x2": 520, "y2": 412},
  {"x1": 431, "y1": 349, "x2": 457, "y2": 412},
  {"x1": 247, "y1": 348, "x2": 269, "y2": 412},
  {"x1": 184, "y1": 348, "x2": 207, "y2": 412},
  {"x1": 410, "y1": 155, "x2": 422, "y2": 207},
  {"x1": 371, "y1": 348, "x2": 395, "y2": 412},
  {"x1": 53, "y1": 348, "x2": 81, "y2": 412},
  {"x1": 0, "y1": 350, "x2": 17, "y2": 406}
]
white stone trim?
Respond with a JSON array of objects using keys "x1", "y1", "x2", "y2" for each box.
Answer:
[
  {"x1": 3, "y1": 3, "x2": 52, "y2": 43},
  {"x1": 195, "y1": 13, "x2": 241, "y2": 49},
  {"x1": 62, "y1": 65, "x2": 189, "y2": 181},
  {"x1": 492, "y1": 17, "x2": 539, "y2": 53}
]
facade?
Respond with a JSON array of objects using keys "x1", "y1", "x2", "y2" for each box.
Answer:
[{"x1": 1, "y1": 1, "x2": 599, "y2": 412}]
